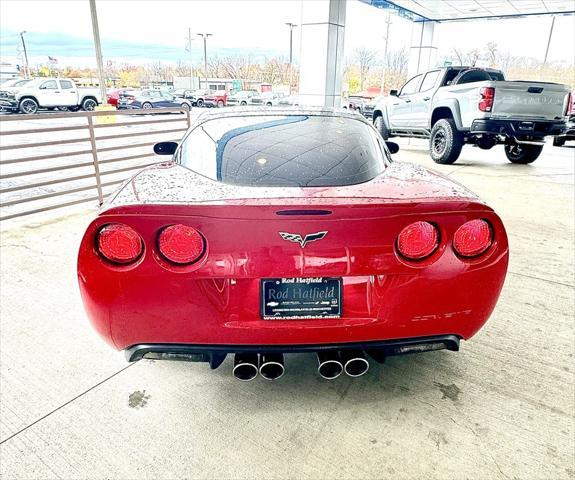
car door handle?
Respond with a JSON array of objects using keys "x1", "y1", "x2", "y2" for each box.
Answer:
[
  {"x1": 404, "y1": 99, "x2": 411, "y2": 103},
  {"x1": 423, "y1": 97, "x2": 430, "y2": 101}
]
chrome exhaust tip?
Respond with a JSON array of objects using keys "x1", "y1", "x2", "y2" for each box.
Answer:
[
  {"x1": 259, "y1": 353, "x2": 285, "y2": 381},
  {"x1": 233, "y1": 353, "x2": 259, "y2": 381},
  {"x1": 341, "y1": 350, "x2": 369, "y2": 377},
  {"x1": 317, "y1": 351, "x2": 343, "y2": 380}
]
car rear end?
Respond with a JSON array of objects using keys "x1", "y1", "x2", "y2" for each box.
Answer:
[
  {"x1": 78, "y1": 110, "x2": 509, "y2": 380},
  {"x1": 79, "y1": 198, "x2": 507, "y2": 375},
  {"x1": 117, "y1": 90, "x2": 139, "y2": 110}
]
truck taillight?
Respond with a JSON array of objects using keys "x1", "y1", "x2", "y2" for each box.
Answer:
[
  {"x1": 566, "y1": 92, "x2": 574, "y2": 116},
  {"x1": 479, "y1": 87, "x2": 495, "y2": 112}
]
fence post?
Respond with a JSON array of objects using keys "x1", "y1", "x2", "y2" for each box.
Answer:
[
  {"x1": 186, "y1": 109, "x2": 191, "y2": 129},
  {"x1": 86, "y1": 113, "x2": 104, "y2": 205}
]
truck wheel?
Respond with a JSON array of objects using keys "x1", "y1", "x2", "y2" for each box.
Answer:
[
  {"x1": 430, "y1": 118, "x2": 464, "y2": 165},
  {"x1": 553, "y1": 136, "x2": 565, "y2": 147},
  {"x1": 373, "y1": 115, "x2": 390, "y2": 140},
  {"x1": 240, "y1": 101, "x2": 247, "y2": 106},
  {"x1": 19, "y1": 98, "x2": 38, "y2": 114},
  {"x1": 82, "y1": 98, "x2": 97, "y2": 111},
  {"x1": 217, "y1": 100, "x2": 224, "y2": 108},
  {"x1": 196, "y1": 98, "x2": 204, "y2": 107},
  {"x1": 504, "y1": 143, "x2": 543, "y2": 164}
]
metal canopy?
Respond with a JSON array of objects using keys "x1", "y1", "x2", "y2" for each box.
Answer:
[{"x1": 362, "y1": 0, "x2": 575, "y2": 22}]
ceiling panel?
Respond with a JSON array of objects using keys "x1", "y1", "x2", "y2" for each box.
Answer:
[{"x1": 363, "y1": 0, "x2": 575, "y2": 21}]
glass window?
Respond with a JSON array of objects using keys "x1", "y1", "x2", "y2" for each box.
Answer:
[
  {"x1": 419, "y1": 70, "x2": 440, "y2": 92},
  {"x1": 60, "y1": 80, "x2": 73, "y2": 89},
  {"x1": 400, "y1": 75, "x2": 422, "y2": 96},
  {"x1": 179, "y1": 115, "x2": 389, "y2": 187},
  {"x1": 41, "y1": 80, "x2": 58, "y2": 89}
]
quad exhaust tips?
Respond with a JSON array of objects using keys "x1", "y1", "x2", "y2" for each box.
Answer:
[
  {"x1": 259, "y1": 353, "x2": 285, "y2": 381},
  {"x1": 341, "y1": 350, "x2": 370, "y2": 377},
  {"x1": 317, "y1": 351, "x2": 344, "y2": 380},
  {"x1": 233, "y1": 353, "x2": 259, "y2": 381},
  {"x1": 233, "y1": 353, "x2": 285, "y2": 381}
]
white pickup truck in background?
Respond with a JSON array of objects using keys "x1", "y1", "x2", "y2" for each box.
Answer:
[
  {"x1": 0, "y1": 77, "x2": 102, "y2": 114},
  {"x1": 372, "y1": 67, "x2": 570, "y2": 164}
]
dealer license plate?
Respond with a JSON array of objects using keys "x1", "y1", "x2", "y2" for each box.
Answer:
[{"x1": 261, "y1": 277, "x2": 342, "y2": 320}]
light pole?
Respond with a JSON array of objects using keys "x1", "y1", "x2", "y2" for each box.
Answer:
[
  {"x1": 89, "y1": 0, "x2": 107, "y2": 105},
  {"x1": 19, "y1": 31, "x2": 29, "y2": 78},
  {"x1": 285, "y1": 22, "x2": 297, "y2": 94},
  {"x1": 380, "y1": 14, "x2": 392, "y2": 95},
  {"x1": 197, "y1": 33, "x2": 212, "y2": 90},
  {"x1": 186, "y1": 28, "x2": 194, "y2": 89}
]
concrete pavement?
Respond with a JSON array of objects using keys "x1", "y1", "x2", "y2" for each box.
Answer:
[{"x1": 1, "y1": 140, "x2": 573, "y2": 479}]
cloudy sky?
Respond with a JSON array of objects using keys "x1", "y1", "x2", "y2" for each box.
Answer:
[{"x1": 0, "y1": 0, "x2": 573, "y2": 68}]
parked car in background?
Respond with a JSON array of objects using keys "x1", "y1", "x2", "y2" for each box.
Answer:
[
  {"x1": 188, "y1": 89, "x2": 213, "y2": 107},
  {"x1": 250, "y1": 92, "x2": 285, "y2": 106},
  {"x1": 373, "y1": 66, "x2": 570, "y2": 164},
  {"x1": 278, "y1": 95, "x2": 299, "y2": 106},
  {"x1": 118, "y1": 89, "x2": 192, "y2": 110},
  {"x1": 553, "y1": 91, "x2": 574, "y2": 146},
  {"x1": 171, "y1": 88, "x2": 195, "y2": 100},
  {"x1": 0, "y1": 78, "x2": 30, "y2": 105},
  {"x1": 227, "y1": 90, "x2": 258, "y2": 106},
  {"x1": 347, "y1": 95, "x2": 369, "y2": 114},
  {"x1": 78, "y1": 108, "x2": 509, "y2": 381},
  {"x1": 361, "y1": 96, "x2": 382, "y2": 119},
  {"x1": 0, "y1": 77, "x2": 101, "y2": 114},
  {"x1": 107, "y1": 88, "x2": 139, "y2": 107},
  {"x1": 204, "y1": 91, "x2": 227, "y2": 108}
]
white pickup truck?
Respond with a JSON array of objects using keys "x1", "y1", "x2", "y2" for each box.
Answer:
[
  {"x1": 0, "y1": 77, "x2": 101, "y2": 114},
  {"x1": 372, "y1": 67, "x2": 570, "y2": 164}
]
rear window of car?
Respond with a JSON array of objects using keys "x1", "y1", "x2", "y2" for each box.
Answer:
[{"x1": 178, "y1": 114, "x2": 389, "y2": 187}]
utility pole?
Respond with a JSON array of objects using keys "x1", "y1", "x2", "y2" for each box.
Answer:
[
  {"x1": 380, "y1": 14, "x2": 392, "y2": 95},
  {"x1": 89, "y1": 0, "x2": 107, "y2": 105},
  {"x1": 185, "y1": 28, "x2": 195, "y2": 89},
  {"x1": 285, "y1": 22, "x2": 297, "y2": 95},
  {"x1": 19, "y1": 31, "x2": 29, "y2": 78},
  {"x1": 197, "y1": 33, "x2": 212, "y2": 90},
  {"x1": 542, "y1": 15, "x2": 556, "y2": 66}
]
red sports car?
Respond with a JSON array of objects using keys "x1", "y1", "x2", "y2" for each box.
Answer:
[{"x1": 78, "y1": 109, "x2": 509, "y2": 381}]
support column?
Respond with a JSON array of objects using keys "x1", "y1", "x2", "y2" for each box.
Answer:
[
  {"x1": 298, "y1": 0, "x2": 346, "y2": 107},
  {"x1": 407, "y1": 21, "x2": 437, "y2": 77}
]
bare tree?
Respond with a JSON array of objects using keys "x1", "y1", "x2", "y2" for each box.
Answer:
[
  {"x1": 485, "y1": 42, "x2": 498, "y2": 67},
  {"x1": 353, "y1": 48, "x2": 378, "y2": 90}
]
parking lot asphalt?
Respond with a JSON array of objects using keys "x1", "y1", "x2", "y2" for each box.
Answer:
[{"x1": 0, "y1": 139, "x2": 574, "y2": 479}]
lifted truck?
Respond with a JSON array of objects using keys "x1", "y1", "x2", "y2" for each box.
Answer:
[
  {"x1": 0, "y1": 77, "x2": 101, "y2": 114},
  {"x1": 372, "y1": 67, "x2": 570, "y2": 164}
]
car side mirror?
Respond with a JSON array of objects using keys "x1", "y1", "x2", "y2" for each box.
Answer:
[
  {"x1": 389, "y1": 89, "x2": 398, "y2": 97},
  {"x1": 154, "y1": 141, "x2": 178, "y2": 155},
  {"x1": 386, "y1": 141, "x2": 399, "y2": 154}
]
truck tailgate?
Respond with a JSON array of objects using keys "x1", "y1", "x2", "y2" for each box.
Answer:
[{"x1": 491, "y1": 81, "x2": 569, "y2": 121}]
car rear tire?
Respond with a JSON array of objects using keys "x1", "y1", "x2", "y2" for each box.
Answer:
[
  {"x1": 142, "y1": 102, "x2": 153, "y2": 110},
  {"x1": 180, "y1": 102, "x2": 190, "y2": 111},
  {"x1": 266, "y1": 102, "x2": 272, "y2": 107},
  {"x1": 240, "y1": 101, "x2": 247, "y2": 106},
  {"x1": 196, "y1": 99, "x2": 204, "y2": 107},
  {"x1": 373, "y1": 115, "x2": 390, "y2": 140},
  {"x1": 19, "y1": 98, "x2": 38, "y2": 114},
  {"x1": 430, "y1": 118, "x2": 464, "y2": 165},
  {"x1": 81, "y1": 98, "x2": 97, "y2": 111},
  {"x1": 553, "y1": 136, "x2": 565, "y2": 147},
  {"x1": 217, "y1": 100, "x2": 224, "y2": 108},
  {"x1": 504, "y1": 143, "x2": 543, "y2": 164}
]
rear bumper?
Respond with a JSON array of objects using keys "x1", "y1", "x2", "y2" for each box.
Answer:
[
  {"x1": 125, "y1": 334, "x2": 461, "y2": 365},
  {"x1": 470, "y1": 118, "x2": 567, "y2": 139}
]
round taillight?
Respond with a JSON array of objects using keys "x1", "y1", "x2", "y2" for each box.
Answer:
[
  {"x1": 396, "y1": 221, "x2": 439, "y2": 260},
  {"x1": 453, "y1": 219, "x2": 493, "y2": 257},
  {"x1": 97, "y1": 224, "x2": 143, "y2": 264},
  {"x1": 158, "y1": 224, "x2": 205, "y2": 265}
]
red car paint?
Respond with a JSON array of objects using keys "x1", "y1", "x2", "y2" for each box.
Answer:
[
  {"x1": 204, "y1": 92, "x2": 228, "y2": 107},
  {"x1": 78, "y1": 146, "x2": 508, "y2": 355}
]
